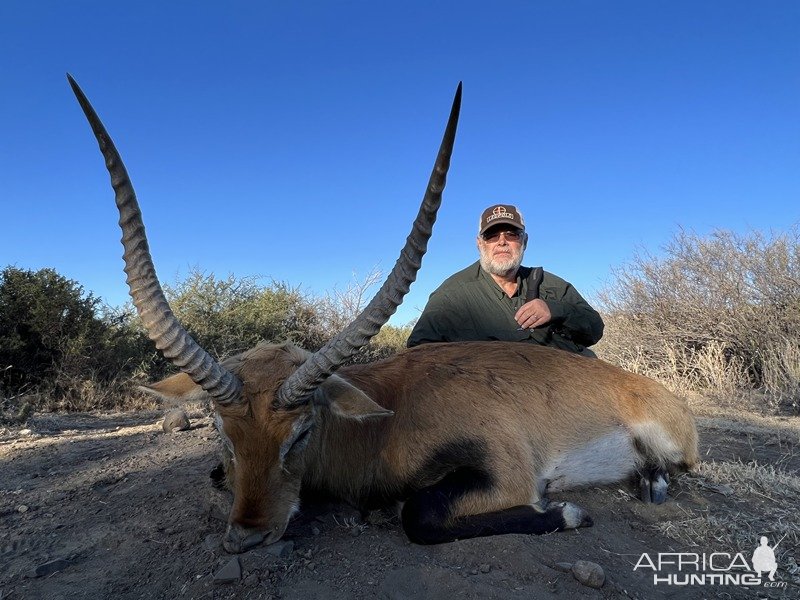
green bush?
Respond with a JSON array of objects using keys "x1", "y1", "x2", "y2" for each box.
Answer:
[
  {"x1": 0, "y1": 265, "x2": 412, "y2": 417},
  {"x1": 0, "y1": 267, "x2": 155, "y2": 415},
  {"x1": 164, "y1": 269, "x2": 325, "y2": 356},
  {"x1": 0, "y1": 267, "x2": 105, "y2": 390},
  {"x1": 597, "y1": 227, "x2": 800, "y2": 411}
]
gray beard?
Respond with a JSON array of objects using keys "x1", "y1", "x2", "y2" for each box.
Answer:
[{"x1": 479, "y1": 252, "x2": 523, "y2": 277}]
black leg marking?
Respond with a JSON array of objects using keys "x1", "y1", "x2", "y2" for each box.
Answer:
[
  {"x1": 401, "y1": 469, "x2": 592, "y2": 544},
  {"x1": 400, "y1": 437, "x2": 591, "y2": 544}
]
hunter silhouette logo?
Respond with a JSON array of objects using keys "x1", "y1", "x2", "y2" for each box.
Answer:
[{"x1": 752, "y1": 535, "x2": 784, "y2": 582}]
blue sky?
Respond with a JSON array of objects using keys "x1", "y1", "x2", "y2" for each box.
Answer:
[{"x1": 1, "y1": 1, "x2": 798, "y2": 326}]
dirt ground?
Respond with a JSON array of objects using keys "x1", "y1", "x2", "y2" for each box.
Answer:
[{"x1": 1, "y1": 404, "x2": 798, "y2": 600}]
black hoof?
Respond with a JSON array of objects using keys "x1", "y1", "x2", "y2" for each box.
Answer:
[
  {"x1": 557, "y1": 501, "x2": 593, "y2": 529},
  {"x1": 639, "y1": 467, "x2": 669, "y2": 504}
]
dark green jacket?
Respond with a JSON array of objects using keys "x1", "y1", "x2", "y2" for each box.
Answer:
[{"x1": 407, "y1": 261, "x2": 604, "y2": 352}]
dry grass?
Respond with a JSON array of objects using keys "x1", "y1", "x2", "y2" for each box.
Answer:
[{"x1": 650, "y1": 422, "x2": 800, "y2": 586}]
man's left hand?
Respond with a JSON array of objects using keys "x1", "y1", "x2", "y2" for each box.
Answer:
[{"x1": 515, "y1": 299, "x2": 552, "y2": 330}]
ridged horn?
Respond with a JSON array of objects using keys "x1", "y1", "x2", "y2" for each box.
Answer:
[
  {"x1": 67, "y1": 74, "x2": 244, "y2": 405},
  {"x1": 276, "y1": 82, "x2": 462, "y2": 408}
]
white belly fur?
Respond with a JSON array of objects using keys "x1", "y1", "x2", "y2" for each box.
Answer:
[{"x1": 538, "y1": 428, "x2": 640, "y2": 494}]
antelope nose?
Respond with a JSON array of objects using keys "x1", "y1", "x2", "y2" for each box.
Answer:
[{"x1": 223, "y1": 523, "x2": 266, "y2": 554}]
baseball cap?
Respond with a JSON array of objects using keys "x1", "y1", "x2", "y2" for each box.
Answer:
[{"x1": 478, "y1": 204, "x2": 525, "y2": 235}]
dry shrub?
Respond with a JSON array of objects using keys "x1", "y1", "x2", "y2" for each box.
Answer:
[
  {"x1": 597, "y1": 226, "x2": 800, "y2": 411},
  {"x1": 165, "y1": 270, "x2": 323, "y2": 356},
  {"x1": 314, "y1": 267, "x2": 412, "y2": 364}
]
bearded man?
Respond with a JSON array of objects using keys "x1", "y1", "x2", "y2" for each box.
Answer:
[{"x1": 407, "y1": 204, "x2": 604, "y2": 355}]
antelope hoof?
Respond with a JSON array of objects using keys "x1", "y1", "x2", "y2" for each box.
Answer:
[
  {"x1": 223, "y1": 523, "x2": 266, "y2": 554},
  {"x1": 558, "y1": 501, "x2": 593, "y2": 529},
  {"x1": 639, "y1": 468, "x2": 669, "y2": 504}
]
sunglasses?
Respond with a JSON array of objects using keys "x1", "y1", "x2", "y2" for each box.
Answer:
[{"x1": 481, "y1": 229, "x2": 523, "y2": 242}]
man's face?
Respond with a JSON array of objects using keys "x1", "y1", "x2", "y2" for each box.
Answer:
[{"x1": 477, "y1": 226, "x2": 527, "y2": 276}]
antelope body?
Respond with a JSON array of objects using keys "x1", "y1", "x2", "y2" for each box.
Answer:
[
  {"x1": 68, "y1": 75, "x2": 698, "y2": 554},
  {"x1": 154, "y1": 340, "x2": 698, "y2": 551}
]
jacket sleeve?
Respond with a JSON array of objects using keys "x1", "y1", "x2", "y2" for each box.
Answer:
[{"x1": 542, "y1": 275, "x2": 604, "y2": 347}]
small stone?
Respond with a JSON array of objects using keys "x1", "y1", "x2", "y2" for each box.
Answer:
[
  {"x1": 302, "y1": 549, "x2": 313, "y2": 559},
  {"x1": 17, "y1": 505, "x2": 29, "y2": 513},
  {"x1": 311, "y1": 527, "x2": 321, "y2": 536},
  {"x1": 162, "y1": 409, "x2": 190, "y2": 433},
  {"x1": 307, "y1": 562, "x2": 316, "y2": 571},
  {"x1": 571, "y1": 560, "x2": 605, "y2": 589},
  {"x1": 244, "y1": 573, "x2": 259, "y2": 586},
  {"x1": 264, "y1": 540, "x2": 294, "y2": 558},
  {"x1": 27, "y1": 558, "x2": 71, "y2": 578},
  {"x1": 19, "y1": 429, "x2": 32, "y2": 436},
  {"x1": 479, "y1": 564, "x2": 491, "y2": 574},
  {"x1": 213, "y1": 557, "x2": 241, "y2": 584},
  {"x1": 553, "y1": 562, "x2": 573, "y2": 573}
]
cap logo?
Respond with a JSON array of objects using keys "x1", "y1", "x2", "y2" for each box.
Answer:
[{"x1": 486, "y1": 206, "x2": 515, "y2": 224}]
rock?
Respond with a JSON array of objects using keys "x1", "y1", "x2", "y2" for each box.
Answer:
[
  {"x1": 311, "y1": 526, "x2": 321, "y2": 536},
  {"x1": 553, "y1": 562, "x2": 573, "y2": 573},
  {"x1": 17, "y1": 505, "x2": 29, "y2": 513},
  {"x1": 264, "y1": 540, "x2": 294, "y2": 558},
  {"x1": 479, "y1": 563, "x2": 491, "y2": 573},
  {"x1": 162, "y1": 409, "x2": 190, "y2": 433},
  {"x1": 244, "y1": 573, "x2": 259, "y2": 586},
  {"x1": 571, "y1": 560, "x2": 605, "y2": 589},
  {"x1": 213, "y1": 557, "x2": 241, "y2": 584},
  {"x1": 27, "y1": 558, "x2": 71, "y2": 578}
]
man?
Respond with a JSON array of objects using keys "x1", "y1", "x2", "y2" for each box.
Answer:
[{"x1": 407, "y1": 204, "x2": 604, "y2": 355}]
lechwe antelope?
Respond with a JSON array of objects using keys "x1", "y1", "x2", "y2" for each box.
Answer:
[{"x1": 69, "y1": 75, "x2": 698, "y2": 553}]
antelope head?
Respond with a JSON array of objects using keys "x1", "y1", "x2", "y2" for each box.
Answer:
[{"x1": 68, "y1": 75, "x2": 461, "y2": 552}]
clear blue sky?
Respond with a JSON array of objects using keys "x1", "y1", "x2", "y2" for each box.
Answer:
[{"x1": 1, "y1": 1, "x2": 798, "y2": 326}]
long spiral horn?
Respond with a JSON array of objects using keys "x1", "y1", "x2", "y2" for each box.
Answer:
[
  {"x1": 276, "y1": 83, "x2": 462, "y2": 408},
  {"x1": 68, "y1": 74, "x2": 244, "y2": 405}
]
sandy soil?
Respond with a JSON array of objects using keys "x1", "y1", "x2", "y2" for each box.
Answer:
[{"x1": 1, "y1": 408, "x2": 798, "y2": 599}]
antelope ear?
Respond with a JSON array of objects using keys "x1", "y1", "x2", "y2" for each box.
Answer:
[
  {"x1": 140, "y1": 373, "x2": 211, "y2": 403},
  {"x1": 313, "y1": 375, "x2": 393, "y2": 421}
]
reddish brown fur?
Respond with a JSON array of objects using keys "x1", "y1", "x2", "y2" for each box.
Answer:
[
  {"x1": 309, "y1": 342, "x2": 698, "y2": 517},
  {"x1": 149, "y1": 341, "x2": 698, "y2": 544}
]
